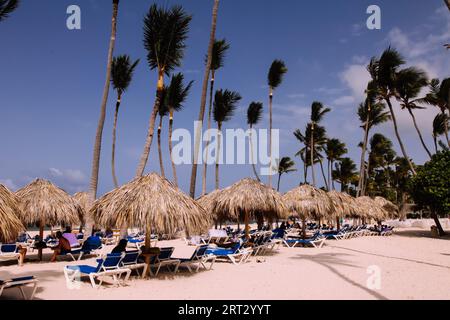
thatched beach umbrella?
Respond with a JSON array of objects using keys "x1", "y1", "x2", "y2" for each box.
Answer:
[
  {"x1": 355, "y1": 196, "x2": 388, "y2": 223},
  {"x1": 327, "y1": 191, "x2": 358, "y2": 230},
  {"x1": 0, "y1": 184, "x2": 25, "y2": 243},
  {"x1": 212, "y1": 178, "x2": 287, "y2": 239},
  {"x1": 73, "y1": 191, "x2": 90, "y2": 230},
  {"x1": 374, "y1": 197, "x2": 399, "y2": 220},
  {"x1": 196, "y1": 189, "x2": 221, "y2": 218},
  {"x1": 91, "y1": 173, "x2": 211, "y2": 248},
  {"x1": 283, "y1": 185, "x2": 334, "y2": 238},
  {"x1": 15, "y1": 179, "x2": 82, "y2": 260}
]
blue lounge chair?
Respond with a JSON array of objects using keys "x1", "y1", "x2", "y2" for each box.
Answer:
[
  {"x1": 64, "y1": 236, "x2": 103, "y2": 261},
  {"x1": 149, "y1": 247, "x2": 181, "y2": 277},
  {"x1": 64, "y1": 253, "x2": 131, "y2": 289},
  {"x1": 0, "y1": 244, "x2": 21, "y2": 265},
  {"x1": 283, "y1": 232, "x2": 326, "y2": 248},
  {"x1": 177, "y1": 245, "x2": 216, "y2": 273},
  {"x1": 0, "y1": 276, "x2": 38, "y2": 300},
  {"x1": 206, "y1": 242, "x2": 253, "y2": 265},
  {"x1": 120, "y1": 250, "x2": 148, "y2": 278}
]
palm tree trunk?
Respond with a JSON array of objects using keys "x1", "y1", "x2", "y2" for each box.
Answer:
[
  {"x1": 408, "y1": 108, "x2": 432, "y2": 159},
  {"x1": 319, "y1": 158, "x2": 328, "y2": 190},
  {"x1": 215, "y1": 122, "x2": 222, "y2": 190},
  {"x1": 168, "y1": 110, "x2": 178, "y2": 187},
  {"x1": 268, "y1": 87, "x2": 273, "y2": 187},
  {"x1": 136, "y1": 71, "x2": 164, "y2": 177},
  {"x1": 385, "y1": 99, "x2": 417, "y2": 175},
  {"x1": 433, "y1": 136, "x2": 438, "y2": 154},
  {"x1": 201, "y1": 74, "x2": 216, "y2": 195},
  {"x1": 86, "y1": 0, "x2": 119, "y2": 237},
  {"x1": 310, "y1": 126, "x2": 316, "y2": 186},
  {"x1": 327, "y1": 159, "x2": 332, "y2": 190},
  {"x1": 277, "y1": 173, "x2": 282, "y2": 192},
  {"x1": 249, "y1": 124, "x2": 261, "y2": 182},
  {"x1": 431, "y1": 209, "x2": 446, "y2": 236},
  {"x1": 444, "y1": 111, "x2": 450, "y2": 148},
  {"x1": 111, "y1": 94, "x2": 121, "y2": 188},
  {"x1": 189, "y1": 0, "x2": 220, "y2": 199},
  {"x1": 331, "y1": 160, "x2": 336, "y2": 190},
  {"x1": 357, "y1": 113, "x2": 371, "y2": 197},
  {"x1": 157, "y1": 115, "x2": 165, "y2": 178}
]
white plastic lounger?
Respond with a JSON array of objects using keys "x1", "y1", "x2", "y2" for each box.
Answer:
[
  {"x1": 0, "y1": 276, "x2": 38, "y2": 300},
  {"x1": 283, "y1": 237, "x2": 326, "y2": 249}
]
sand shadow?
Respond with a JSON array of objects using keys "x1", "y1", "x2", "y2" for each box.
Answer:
[
  {"x1": 329, "y1": 245, "x2": 450, "y2": 270},
  {"x1": 290, "y1": 253, "x2": 388, "y2": 300},
  {"x1": 393, "y1": 230, "x2": 450, "y2": 240}
]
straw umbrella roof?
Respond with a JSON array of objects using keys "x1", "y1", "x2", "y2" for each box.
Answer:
[
  {"x1": 91, "y1": 173, "x2": 211, "y2": 236},
  {"x1": 211, "y1": 178, "x2": 288, "y2": 222},
  {"x1": 0, "y1": 184, "x2": 25, "y2": 242},
  {"x1": 283, "y1": 185, "x2": 334, "y2": 220},
  {"x1": 15, "y1": 179, "x2": 82, "y2": 226},
  {"x1": 355, "y1": 196, "x2": 388, "y2": 221},
  {"x1": 73, "y1": 192, "x2": 90, "y2": 224},
  {"x1": 327, "y1": 191, "x2": 358, "y2": 218},
  {"x1": 374, "y1": 196, "x2": 399, "y2": 219},
  {"x1": 196, "y1": 189, "x2": 221, "y2": 218}
]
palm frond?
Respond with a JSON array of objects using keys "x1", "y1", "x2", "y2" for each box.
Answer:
[
  {"x1": 166, "y1": 73, "x2": 193, "y2": 112},
  {"x1": 247, "y1": 102, "x2": 263, "y2": 126},
  {"x1": 213, "y1": 89, "x2": 241, "y2": 123},
  {"x1": 111, "y1": 55, "x2": 140, "y2": 94},
  {"x1": 0, "y1": 0, "x2": 19, "y2": 22},
  {"x1": 268, "y1": 60, "x2": 288, "y2": 89},
  {"x1": 206, "y1": 38, "x2": 230, "y2": 72}
]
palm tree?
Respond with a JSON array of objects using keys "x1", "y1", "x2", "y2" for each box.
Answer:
[
  {"x1": 213, "y1": 89, "x2": 241, "y2": 189},
  {"x1": 325, "y1": 138, "x2": 347, "y2": 190},
  {"x1": 332, "y1": 158, "x2": 358, "y2": 192},
  {"x1": 0, "y1": 0, "x2": 19, "y2": 22},
  {"x1": 445, "y1": 0, "x2": 450, "y2": 11},
  {"x1": 274, "y1": 157, "x2": 296, "y2": 191},
  {"x1": 433, "y1": 113, "x2": 448, "y2": 153},
  {"x1": 247, "y1": 102, "x2": 263, "y2": 182},
  {"x1": 371, "y1": 47, "x2": 416, "y2": 174},
  {"x1": 267, "y1": 60, "x2": 288, "y2": 187},
  {"x1": 136, "y1": 4, "x2": 192, "y2": 177},
  {"x1": 190, "y1": 0, "x2": 220, "y2": 199},
  {"x1": 86, "y1": 0, "x2": 120, "y2": 237},
  {"x1": 356, "y1": 81, "x2": 391, "y2": 196},
  {"x1": 110, "y1": 55, "x2": 139, "y2": 188},
  {"x1": 157, "y1": 87, "x2": 169, "y2": 178},
  {"x1": 294, "y1": 129, "x2": 309, "y2": 184},
  {"x1": 166, "y1": 73, "x2": 193, "y2": 187},
  {"x1": 309, "y1": 102, "x2": 331, "y2": 186},
  {"x1": 202, "y1": 39, "x2": 230, "y2": 195},
  {"x1": 395, "y1": 67, "x2": 432, "y2": 158},
  {"x1": 420, "y1": 78, "x2": 450, "y2": 147}
]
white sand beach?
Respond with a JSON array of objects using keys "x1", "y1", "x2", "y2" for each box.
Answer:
[{"x1": 1, "y1": 226, "x2": 449, "y2": 300}]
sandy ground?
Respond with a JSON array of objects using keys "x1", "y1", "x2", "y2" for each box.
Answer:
[{"x1": 1, "y1": 227, "x2": 450, "y2": 300}]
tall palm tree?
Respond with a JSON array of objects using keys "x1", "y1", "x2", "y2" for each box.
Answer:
[
  {"x1": 0, "y1": 0, "x2": 19, "y2": 22},
  {"x1": 190, "y1": 0, "x2": 220, "y2": 199},
  {"x1": 356, "y1": 81, "x2": 391, "y2": 196},
  {"x1": 294, "y1": 129, "x2": 309, "y2": 184},
  {"x1": 371, "y1": 47, "x2": 416, "y2": 174},
  {"x1": 309, "y1": 102, "x2": 331, "y2": 186},
  {"x1": 247, "y1": 102, "x2": 263, "y2": 182},
  {"x1": 166, "y1": 73, "x2": 193, "y2": 187},
  {"x1": 274, "y1": 157, "x2": 296, "y2": 192},
  {"x1": 433, "y1": 113, "x2": 448, "y2": 153},
  {"x1": 213, "y1": 89, "x2": 241, "y2": 189},
  {"x1": 267, "y1": 60, "x2": 288, "y2": 187},
  {"x1": 202, "y1": 39, "x2": 230, "y2": 195},
  {"x1": 136, "y1": 4, "x2": 192, "y2": 177},
  {"x1": 395, "y1": 67, "x2": 432, "y2": 158},
  {"x1": 332, "y1": 158, "x2": 358, "y2": 193},
  {"x1": 420, "y1": 78, "x2": 450, "y2": 147},
  {"x1": 110, "y1": 55, "x2": 139, "y2": 188},
  {"x1": 86, "y1": 0, "x2": 120, "y2": 237},
  {"x1": 157, "y1": 87, "x2": 169, "y2": 178},
  {"x1": 325, "y1": 138, "x2": 347, "y2": 190}
]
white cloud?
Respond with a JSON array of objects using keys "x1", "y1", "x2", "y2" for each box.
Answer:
[
  {"x1": 47, "y1": 168, "x2": 88, "y2": 193},
  {"x1": 339, "y1": 64, "x2": 371, "y2": 103},
  {"x1": 333, "y1": 95, "x2": 356, "y2": 106}
]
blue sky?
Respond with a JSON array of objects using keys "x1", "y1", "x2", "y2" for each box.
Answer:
[{"x1": 1, "y1": 0, "x2": 449, "y2": 196}]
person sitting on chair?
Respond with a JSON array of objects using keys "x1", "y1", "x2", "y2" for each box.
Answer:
[
  {"x1": 50, "y1": 231, "x2": 71, "y2": 262},
  {"x1": 111, "y1": 239, "x2": 128, "y2": 254}
]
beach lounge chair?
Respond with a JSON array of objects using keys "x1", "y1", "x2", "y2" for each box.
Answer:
[
  {"x1": 206, "y1": 242, "x2": 253, "y2": 265},
  {"x1": 63, "y1": 233, "x2": 81, "y2": 249},
  {"x1": 63, "y1": 236, "x2": 103, "y2": 261},
  {"x1": 64, "y1": 253, "x2": 131, "y2": 289},
  {"x1": 0, "y1": 276, "x2": 38, "y2": 300},
  {"x1": 149, "y1": 247, "x2": 181, "y2": 277},
  {"x1": 207, "y1": 229, "x2": 229, "y2": 245},
  {"x1": 0, "y1": 244, "x2": 21, "y2": 265},
  {"x1": 177, "y1": 245, "x2": 216, "y2": 273},
  {"x1": 120, "y1": 250, "x2": 148, "y2": 278},
  {"x1": 283, "y1": 233, "x2": 326, "y2": 248}
]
